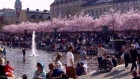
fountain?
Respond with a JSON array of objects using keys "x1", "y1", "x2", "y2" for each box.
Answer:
[{"x1": 30, "y1": 31, "x2": 38, "y2": 56}]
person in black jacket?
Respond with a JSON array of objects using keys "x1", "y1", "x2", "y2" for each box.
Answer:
[
  {"x1": 0, "y1": 58, "x2": 7, "y2": 79},
  {"x1": 22, "y1": 48, "x2": 26, "y2": 58},
  {"x1": 130, "y1": 44, "x2": 138, "y2": 72}
]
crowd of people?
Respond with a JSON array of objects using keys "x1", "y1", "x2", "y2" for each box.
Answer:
[
  {"x1": 0, "y1": 31, "x2": 140, "y2": 54},
  {"x1": 0, "y1": 43, "x2": 140, "y2": 79},
  {"x1": 0, "y1": 31, "x2": 140, "y2": 79}
]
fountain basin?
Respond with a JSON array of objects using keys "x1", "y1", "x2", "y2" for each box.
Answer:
[{"x1": 29, "y1": 55, "x2": 38, "y2": 57}]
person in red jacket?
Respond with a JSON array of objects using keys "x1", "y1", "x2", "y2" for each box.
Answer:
[{"x1": 5, "y1": 61, "x2": 14, "y2": 77}]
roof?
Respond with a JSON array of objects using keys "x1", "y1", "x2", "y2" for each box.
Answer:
[
  {"x1": 15, "y1": 0, "x2": 22, "y2": 4},
  {"x1": 82, "y1": 0, "x2": 114, "y2": 7},
  {"x1": 25, "y1": 10, "x2": 50, "y2": 14},
  {"x1": 115, "y1": 0, "x2": 131, "y2": 3},
  {"x1": 50, "y1": 0, "x2": 90, "y2": 6},
  {"x1": 25, "y1": 11, "x2": 50, "y2": 19}
]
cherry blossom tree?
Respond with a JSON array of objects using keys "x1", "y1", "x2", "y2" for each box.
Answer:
[{"x1": 2, "y1": 8, "x2": 140, "y2": 33}]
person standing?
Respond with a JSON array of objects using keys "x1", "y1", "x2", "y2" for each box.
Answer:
[
  {"x1": 80, "y1": 46, "x2": 88, "y2": 65},
  {"x1": 130, "y1": 44, "x2": 138, "y2": 72},
  {"x1": 135, "y1": 42, "x2": 139, "y2": 49},
  {"x1": 97, "y1": 44, "x2": 106, "y2": 69},
  {"x1": 123, "y1": 44, "x2": 131, "y2": 70},
  {"x1": 10, "y1": 43, "x2": 12, "y2": 51},
  {"x1": 3, "y1": 48, "x2": 6, "y2": 58},
  {"x1": 66, "y1": 46, "x2": 76, "y2": 79},
  {"x1": 22, "y1": 48, "x2": 26, "y2": 58}
]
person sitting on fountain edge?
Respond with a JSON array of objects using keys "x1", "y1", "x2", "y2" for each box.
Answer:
[
  {"x1": 33, "y1": 62, "x2": 46, "y2": 79},
  {"x1": 5, "y1": 61, "x2": 15, "y2": 77}
]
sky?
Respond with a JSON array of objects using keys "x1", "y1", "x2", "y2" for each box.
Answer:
[{"x1": 0, "y1": 0, "x2": 54, "y2": 11}]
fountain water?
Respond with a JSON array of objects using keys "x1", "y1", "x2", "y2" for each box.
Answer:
[{"x1": 31, "y1": 31, "x2": 38, "y2": 56}]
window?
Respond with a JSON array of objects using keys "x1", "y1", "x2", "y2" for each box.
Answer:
[
  {"x1": 134, "y1": 0, "x2": 139, "y2": 4},
  {"x1": 88, "y1": 10, "x2": 92, "y2": 16},
  {"x1": 96, "y1": 10, "x2": 98, "y2": 16},
  {"x1": 84, "y1": 11, "x2": 86, "y2": 14},
  {"x1": 54, "y1": 6, "x2": 56, "y2": 9},
  {"x1": 74, "y1": 1, "x2": 78, "y2": 6},
  {"x1": 104, "y1": 8, "x2": 106, "y2": 12},
  {"x1": 62, "y1": 10, "x2": 64, "y2": 15},
  {"x1": 19, "y1": 8, "x2": 21, "y2": 11},
  {"x1": 68, "y1": 3, "x2": 70, "y2": 7},
  {"x1": 16, "y1": 8, "x2": 18, "y2": 11},
  {"x1": 100, "y1": 9, "x2": 102, "y2": 15},
  {"x1": 63, "y1": 10, "x2": 65, "y2": 15},
  {"x1": 116, "y1": 3, "x2": 120, "y2": 7},
  {"x1": 62, "y1": 4, "x2": 65, "y2": 7},
  {"x1": 122, "y1": 2, "x2": 125, "y2": 6},
  {"x1": 92, "y1": 10, "x2": 94, "y2": 16},
  {"x1": 129, "y1": 1, "x2": 131, "y2": 5},
  {"x1": 57, "y1": 11, "x2": 59, "y2": 15}
]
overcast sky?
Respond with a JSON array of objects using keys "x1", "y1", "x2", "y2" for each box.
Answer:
[{"x1": 0, "y1": 0, "x2": 54, "y2": 11}]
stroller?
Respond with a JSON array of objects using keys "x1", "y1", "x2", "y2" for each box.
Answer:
[{"x1": 97, "y1": 56, "x2": 113, "y2": 72}]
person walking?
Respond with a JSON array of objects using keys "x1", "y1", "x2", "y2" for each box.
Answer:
[
  {"x1": 97, "y1": 44, "x2": 106, "y2": 69},
  {"x1": 123, "y1": 44, "x2": 131, "y2": 70},
  {"x1": 66, "y1": 46, "x2": 77, "y2": 79},
  {"x1": 130, "y1": 44, "x2": 138, "y2": 72}
]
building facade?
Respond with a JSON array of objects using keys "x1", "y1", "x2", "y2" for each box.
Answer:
[
  {"x1": 19, "y1": 9, "x2": 50, "y2": 23},
  {"x1": 50, "y1": 0, "x2": 140, "y2": 19},
  {"x1": 0, "y1": 9, "x2": 16, "y2": 25},
  {"x1": 0, "y1": 0, "x2": 50, "y2": 26},
  {"x1": 0, "y1": 16, "x2": 4, "y2": 29},
  {"x1": 50, "y1": 0, "x2": 91, "y2": 19}
]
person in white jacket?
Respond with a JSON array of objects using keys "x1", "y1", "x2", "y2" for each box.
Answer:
[{"x1": 135, "y1": 42, "x2": 140, "y2": 49}]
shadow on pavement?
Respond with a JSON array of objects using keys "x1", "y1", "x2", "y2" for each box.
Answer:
[
  {"x1": 110, "y1": 71, "x2": 131, "y2": 79},
  {"x1": 90, "y1": 71, "x2": 103, "y2": 77},
  {"x1": 103, "y1": 70, "x2": 124, "y2": 78}
]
